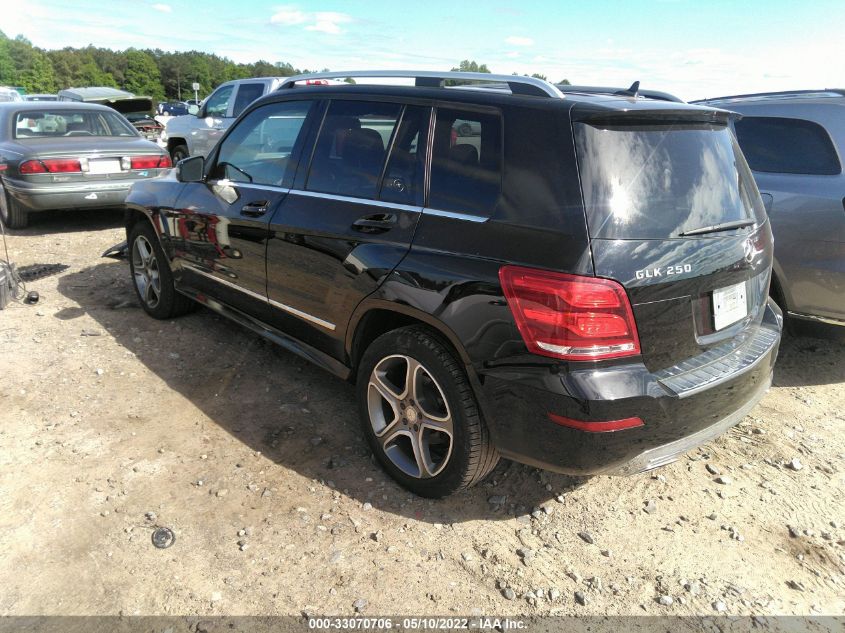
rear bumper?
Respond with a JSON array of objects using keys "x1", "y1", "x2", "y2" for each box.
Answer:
[
  {"x1": 6, "y1": 178, "x2": 134, "y2": 211},
  {"x1": 477, "y1": 300, "x2": 782, "y2": 476}
]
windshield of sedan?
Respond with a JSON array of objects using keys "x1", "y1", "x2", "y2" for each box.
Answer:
[{"x1": 14, "y1": 110, "x2": 138, "y2": 139}]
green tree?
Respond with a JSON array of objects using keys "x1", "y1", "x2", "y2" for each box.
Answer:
[
  {"x1": 558, "y1": 78, "x2": 571, "y2": 85},
  {"x1": 451, "y1": 60, "x2": 491, "y2": 74},
  {"x1": 123, "y1": 49, "x2": 163, "y2": 99},
  {"x1": 530, "y1": 73, "x2": 548, "y2": 81}
]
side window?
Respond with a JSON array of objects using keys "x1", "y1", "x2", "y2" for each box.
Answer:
[
  {"x1": 306, "y1": 100, "x2": 402, "y2": 199},
  {"x1": 213, "y1": 100, "x2": 314, "y2": 187},
  {"x1": 379, "y1": 105, "x2": 430, "y2": 206},
  {"x1": 429, "y1": 108, "x2": 502, "y2": 215},
  {"x1": 734, "y1": 116, "x2": 841, "y2": 175},
  {"x1": 204, "y1": 84, "x2": 234, "y2": 118},
  {"x1": 232, "y1": 83, "x2": 266, "y2": 118}
]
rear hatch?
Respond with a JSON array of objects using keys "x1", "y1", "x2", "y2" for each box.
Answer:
[{"x1": 572, "y1": 103, "x2": 772, "y2": 373}]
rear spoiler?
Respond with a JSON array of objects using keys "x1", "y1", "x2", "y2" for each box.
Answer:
[{"x1": 573, "y1": 104, "x2": 736, "y2": 126}]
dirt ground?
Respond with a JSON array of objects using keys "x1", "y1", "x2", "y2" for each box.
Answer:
[{"x1": 0, "y1": 209, "x2": 843, "y2": 619}]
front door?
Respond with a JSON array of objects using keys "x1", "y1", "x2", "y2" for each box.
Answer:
[
  {"x1": 168, "y1": 99, "x2": 317, "y2": 317},
  {"x1": 193, "y1": 83, "x2": 234, "y2": 158}
]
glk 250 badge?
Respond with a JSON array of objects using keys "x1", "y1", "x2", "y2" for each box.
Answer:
[{"x1": 636, "y1": 264, "x2": 692, "y2": 280}]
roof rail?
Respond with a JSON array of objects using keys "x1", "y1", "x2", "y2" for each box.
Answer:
[
  {"x1": 277, "y1": 70, "x2": 565, "y2": 99},
  {"x1": 693, "y1": 88, "x2": 845, "y2": 103}
]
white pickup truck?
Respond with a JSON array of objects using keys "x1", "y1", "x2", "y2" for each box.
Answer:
[{"x1": 160, "y1": 77, "x2": 289, "y2": 162}]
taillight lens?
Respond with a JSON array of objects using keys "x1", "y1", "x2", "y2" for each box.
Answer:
[
  {"x1": 20, "y1": 159, "x2": 82, "y2": 174},
  {"x1": 499, "y1": 265, "x2": 641, "y2": 361},
  {"x1": 128, "y1": 155, "x2": 171, "y2": 170}
]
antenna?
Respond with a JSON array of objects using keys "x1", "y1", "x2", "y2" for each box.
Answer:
[{"x1": 615, "y1": 81, "x2": 640, "y2": 98}]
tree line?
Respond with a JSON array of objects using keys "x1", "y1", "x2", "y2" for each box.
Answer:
[{"x1": 0, "y1": 32, "x2": 569, "y2": 103}]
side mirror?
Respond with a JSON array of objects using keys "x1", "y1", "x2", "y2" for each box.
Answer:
[
  {"x1": 188, "y1": 104, "x2": 200, "y2": 116},
  {"x1": 177, "y1": 155, "x2": 205, "y2": 183}
]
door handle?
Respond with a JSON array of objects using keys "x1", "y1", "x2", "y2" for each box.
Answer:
[
  {"x1": 241, "y1": 200, "x2": 270, "y2": 217},
  {"x1": 352, "y1": 213, "x2": 397, "y2": 233}
]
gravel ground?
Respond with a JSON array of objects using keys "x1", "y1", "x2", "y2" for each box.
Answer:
[{"x1": 0, "y1": 210, "x2": 843, "y2": 618}]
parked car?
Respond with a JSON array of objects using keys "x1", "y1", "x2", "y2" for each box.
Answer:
[
  {"x1": 161, "y1": 77, "x2": 342, "y2": 161},
  {"x1": 0, "y1": 102, "x2": 171, "y2": 228},
  {"x1": 0, "y1": 87, "x2": 23, "y2": 102},
  {"x1": 694, "y1": 89, "x2": 845, "y2": 327},
  {"x1": 124, "y1": 70, "x2": 782, "y2": 497},
  {"x1": 24, "y1": 94, "x2": 58, "y2": 102},
  {"x1": 58, "y1": 87, "x2": 163, "y2": 142},
  {"x1": 157, "y1": 101, "x2": 190, "y2": 117}
]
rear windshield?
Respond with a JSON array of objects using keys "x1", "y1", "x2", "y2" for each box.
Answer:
[
  {"x1": 14, "y1": 110, "x2": 138, "y2": 139},
  {"x1": 574, "y1": 122, "x2": 765, "y2": 239}
]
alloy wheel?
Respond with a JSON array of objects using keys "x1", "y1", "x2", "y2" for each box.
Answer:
[
  {"x1": 367, "y1": 354, "x2": 454, "y2": 478},
  {"x1": 132, "y1": 235, "x2": 162, "y2": 309}
]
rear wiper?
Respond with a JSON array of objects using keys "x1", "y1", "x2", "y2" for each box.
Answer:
[{"x1": 678, "y1": 219, "x2": 756, "y2": 237}]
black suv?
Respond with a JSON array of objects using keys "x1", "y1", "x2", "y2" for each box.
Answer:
[{"x1": 124, "y1": 71, "x2": 782, "y2": 498}]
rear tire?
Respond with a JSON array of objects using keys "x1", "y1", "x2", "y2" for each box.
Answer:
[
  {"x1": 170, "y1": 144, "x2": 190, "y2": 163},
  {"x1": 128, "y1": 221, "x2": 195, "y2": 319},
  {"x1": 356, "y1": 326, "x2": 499, "y2": 498},
  {"x1": 1, "y1": 190, "x2": 29, "y2": 229}
]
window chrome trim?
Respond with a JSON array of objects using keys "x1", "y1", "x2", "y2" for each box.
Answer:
[
  {"x1": 208, "y1": 179, "x2": 291, "y2": 194},
  {"x1": 287, "y1": 188, "x2": 422, "y2": 213},
  {"x1": 422, "y1": 207, "x2": 489, "y2": 223},
  {"x1": 181, "y1": 263, "x2": 336, "y2": 331}
]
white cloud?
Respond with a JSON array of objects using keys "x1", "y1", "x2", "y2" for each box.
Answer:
[
  {"x1": 271, "y1": 7, "x2": 352, "y2": 34},
  {"x1": 270, "y1": 6, "x2": 308, "y2": 26},
  {"x1": 505, "y1": 35, "x2": 534, "y2": 47},
  {"x1": 306, "y1": 12, "x2": 352, "y2": 34},
  {"x1": 151, "y1": 3, "x2": 172, "y2": 12}
]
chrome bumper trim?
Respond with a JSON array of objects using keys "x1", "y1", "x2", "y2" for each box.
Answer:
[{"x1": 612, "y1": 372, "x2": 772, "y2": 476}]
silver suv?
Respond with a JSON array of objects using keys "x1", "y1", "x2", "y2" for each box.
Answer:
[
  {"x1": 696, "y1": 90, "x2": 845, "y2": 328},
  {"x1": 161, "y1": 77, "x2": 289, "y2": 161}
]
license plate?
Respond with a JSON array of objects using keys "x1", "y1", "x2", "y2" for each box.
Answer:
[
  {"x1": 713, "y1": 281, "x2": 748, "y2": 330},
  {"x1": 87, "y1": 159, "x2": 121, "y2": 174}
]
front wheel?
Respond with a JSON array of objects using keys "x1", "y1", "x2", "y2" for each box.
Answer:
[
  {"x1": 356, "y1": 326, "x2": 499, "y2": 497},
  {"x1": 170, "y1": 144, "x2": 190, "y2": 163},
  {"x1": 128, "y1": 221, "x2": 195, "y2": 319}
]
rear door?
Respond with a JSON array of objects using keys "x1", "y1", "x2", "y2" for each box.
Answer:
[
  {"x1": 265, "y1": 99, "x2": 430, "y2": 356},
  {"x1": 169, "y1": 99, "x2": 316, "y2": 318},
  {"x1": 573, "y1": 111, "x2": 772, "y2": 372},
  {"x1": 732, "y1": 112, "x2": 845, "y2": 321}
]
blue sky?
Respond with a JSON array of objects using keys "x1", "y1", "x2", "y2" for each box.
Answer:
[{"x1": 2, "y1": 0, "x2": 844, "y2": 100}]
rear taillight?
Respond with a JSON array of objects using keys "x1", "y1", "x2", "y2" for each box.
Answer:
[
  {"x1": 499, "y1": 265, "x2": 641, "y2": 361},
  {"x1": 305, "y1": 79, "x2": 329, "y2": 85},
  {"x1": 125, "y1": 155, "x2": 171, "y2": 170},
  {"x1": 20, "y1": 159, "x2": 82, "y2": 174}
]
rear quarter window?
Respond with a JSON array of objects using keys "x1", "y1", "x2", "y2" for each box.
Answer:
[
  {"x1": 733, "y1": 116, "x2": 841, "y2": 175},
  {"x1": 428, "y1": 108, "x2": 502, "y2": 216}
]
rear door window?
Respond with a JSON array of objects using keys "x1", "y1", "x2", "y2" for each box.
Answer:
[
  {"x1": 305, "y1": 100, "x2": 401, "y2": 200},
  {"x1": 232, "y1": 83, "x2": 266, "y2": 118},
  {"x1": 733, "y1": 116, "x2": 841, "y2": 175},
  {"x1": 574, "y1": 122, "x2": 766, "y2": 240},
  {"x1": 429, "y1": 108, "x2": 502, "y2": 216},
  {"x1": 379, "y1": 105, "x2": 430, "y2": 206}
]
